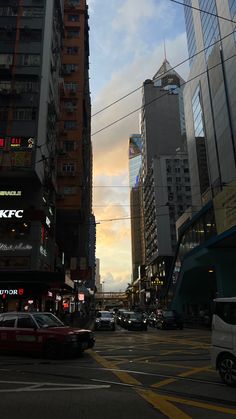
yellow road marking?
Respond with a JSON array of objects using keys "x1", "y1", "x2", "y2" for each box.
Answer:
[
  {"x1": 164, "y1": 394, "x2": 236, "y2": 416},
  {"x1": 88, "y1": 350, "x2": 140, "y2": 386},
  {"x1": 136, "y1": 388, "x2": 191, "y2": 419},
  {"x1": 152, "y1": 366, "x2": 211, "y2": 389}
]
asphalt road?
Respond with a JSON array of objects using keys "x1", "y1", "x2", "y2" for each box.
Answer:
[{"x1": 0, "y1": 326, "x2": 236, "y2": 419}]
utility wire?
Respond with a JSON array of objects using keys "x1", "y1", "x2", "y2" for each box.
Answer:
[
  {"x1": 91, "y1": 48, "x2": 236, "y2": 137},
  {"x1": 170, "y1": 0, "x2": 236, "y2": 24},
  {"x1": 91, "y1": 27, "x2": 235, "y2": 119}
]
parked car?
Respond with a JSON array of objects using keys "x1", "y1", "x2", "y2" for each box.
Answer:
[
  {"x1": 211, "y1": 297, "x2": 236, "y2": 386},
  {"x1": 0, "y1": 312, "x2": 95, "y2": 359},
  {"x1": 156, "y1": 310, "x2": 183, "y2": 330},
  {"x1": 125, "y1": 312, "x2": 147, "y2": 331},
  {"x1": 95, "y1": 311, "x2": 115, "y2": 331}
]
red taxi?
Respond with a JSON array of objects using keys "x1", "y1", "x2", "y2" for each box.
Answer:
[{"x1": 0, "y1": 312, "x2": 95, "y2": 358}]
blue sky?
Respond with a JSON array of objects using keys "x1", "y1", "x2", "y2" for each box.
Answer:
[{"x1": 87, "y1": 0, "x2": 189, "y2": 291}]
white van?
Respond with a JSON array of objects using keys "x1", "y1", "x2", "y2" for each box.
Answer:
[{"x1": 211, "y1": 297, "x2": 236, "y2": 386}]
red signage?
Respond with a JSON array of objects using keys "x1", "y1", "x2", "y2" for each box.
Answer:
[{"x1": 0, "y1": 138, "x2": 5, "y2": 148}]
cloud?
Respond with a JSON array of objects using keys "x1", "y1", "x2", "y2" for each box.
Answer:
[{"x1": 89, "y1": 1, "x2": 189, "y2": 291}]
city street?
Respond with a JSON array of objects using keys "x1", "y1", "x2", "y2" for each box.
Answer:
[{"x1": 0, "y1": 326, "x2": 236, "y2": 419}]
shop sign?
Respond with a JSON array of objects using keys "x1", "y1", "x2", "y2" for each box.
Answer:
[
  {"x1": 0, "y1": 191, "x2": 22, "y2": 196},
  {"x1": 47, "y1": 291, "x2": 53, "y2": 297},
  {"x1": 0, "y1": 288, "x2": 24, "y2": 296},
  {"x1": 0, "y1": 243, "x2": 32, "y2": 251},
  {"x1": 0, "y1": 210, "x2": 24, "y2": 218}
]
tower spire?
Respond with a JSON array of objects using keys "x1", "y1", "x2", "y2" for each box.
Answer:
[{"x1": 164, "y1": 39, "x2": 167, "y2": 62}]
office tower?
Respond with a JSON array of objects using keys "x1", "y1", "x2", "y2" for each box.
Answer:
[
  {"x1": 141, "y1": 60, "x2": 191, "y2": 299},
  {"x1": 129, "y1": 134, "x2": 145, "y2": 283},
  {"x1": 183, "y1": 0, "x2": 236, "y2": 206}
]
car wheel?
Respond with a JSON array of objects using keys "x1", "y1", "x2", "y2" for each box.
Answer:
[
  {"x1": 218, "y1": 354, "x2": 236, "y2": 387},
  {"x1": 44, "y1": 340, "x2": 61, "y2": 359}
]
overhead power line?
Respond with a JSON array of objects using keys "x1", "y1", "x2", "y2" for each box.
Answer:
[
  {"x1": 91, "y1": 22, "x2": 236, "y2": 120},
  {"x1": 91, "y1": 47, "x2": 236, "y2": 137},
  {"x1": 170, "y1": 0, "x2": 236, "y2": 24}
]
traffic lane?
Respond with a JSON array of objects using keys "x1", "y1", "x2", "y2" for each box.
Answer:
[
  {"x1": 0, "y1": 379, "x2": 162, "y2": 419},
  {"x1": 88, "y1": 328, "x2": 236, "y2": 415}
]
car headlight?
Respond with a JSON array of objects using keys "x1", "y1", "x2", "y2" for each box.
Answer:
[
  {"x1": 143, "y1": 320, "x2": 147, "y2": 323},
  {"x1": 110, "y1": 318, "x2": 114, "y2": 323},
  {"x1": 128, "y1": 320, "x2": 131, "y2": 323},
  {"x1": 95, "y1": 319, "x2": 100, "y2": 323}
]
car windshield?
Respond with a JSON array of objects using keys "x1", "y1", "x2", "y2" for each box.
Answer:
[
  {"x1": 32, "y1": 313, "x2": 64, "y2": 328},
  {"x1": 129, "y1": 313, "x2": 143, "y2": 320},
  {"x1": 162, "y1": 311, "x2": 175, "y2": 318},
  {"x1": 97, "y1": 312, "x2": 113, "y2": 319}
]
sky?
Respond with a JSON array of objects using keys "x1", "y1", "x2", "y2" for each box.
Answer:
[{"x1": 87, "y1": 0, "x2": 189, "y2": 292}]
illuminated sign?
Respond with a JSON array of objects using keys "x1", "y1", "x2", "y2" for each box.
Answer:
[
  {"x1": 0, "y1": 191, "x2": 22, "y2": 196},
  {"x1": 10, "y1": 137, "x2": 34, "y2": 149},
  {"x1": 0, "y1": 210, "x2": 24, "y2": 218},
  {"x1": 78, "y1": 293, "x2": 84, "y2": 301},
  {"x1": 0, "y1": 243, "x2": 32, "y2": 251},
  {"x1": 0, "y1": 289, "x2": 24, "y2": 296},
  {"x1": 0, "y1": 138, "x2": 5, "y2": 148}
]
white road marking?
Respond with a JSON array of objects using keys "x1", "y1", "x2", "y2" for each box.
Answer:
[{"x1": 0, "y1": 380, "x2": 110, "y2": 393}]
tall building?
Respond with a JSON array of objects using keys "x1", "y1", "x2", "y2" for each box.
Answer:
[
  {"x1": 165, "y1": 1, "x2": 236, "y2": 315},
  {"x1": 128, "y1": 134, "x2": 145, "y2": 284},
  {"x1": 183, "y1": 0, "x2": 236, "y2": 206},
  {"x1": 0, "y1": 0, "x2": 93, "y2": 312},
  {"x1": 56, "y1": 0, "x2": 93, "y2": 287},
  {"x1": 141, "y1": 60, "x2": 191, "y2": 301}
]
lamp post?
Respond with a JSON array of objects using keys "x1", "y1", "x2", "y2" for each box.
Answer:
[{"x1": 102, "y1": 280, "x2": 105, "y2": 309}]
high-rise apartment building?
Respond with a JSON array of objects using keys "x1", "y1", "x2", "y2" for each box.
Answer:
[
  {"x1": 56, "y1": 0, "x2": 93, "y2": 288},
  {"x1": 0, "y1": 0, "x2": 93, "y2": 312}
]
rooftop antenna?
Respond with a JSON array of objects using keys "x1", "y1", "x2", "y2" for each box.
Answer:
[{"x1": 164, "y1": 39, "x2": 167, "y2": 62}]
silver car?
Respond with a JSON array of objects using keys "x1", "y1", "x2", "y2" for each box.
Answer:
[{"x1": 95, "y1": 311, "x2": 116, "y2": 331}]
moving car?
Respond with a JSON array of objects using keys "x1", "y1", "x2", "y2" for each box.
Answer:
[
  {"x1": 156, "y1": 310, "x2": 183, "y2": 330},
  {"x1": 211, "y1": 297, "x2": 236, "y2": 386},
  {"x1": 0, "y1": 312, "x2": 95, "y2": 359},
  {"x1": 116, "y1": 309, "x2": 127, "y2": 325},
  {"x1": 124, "y1": 311, "x2": 147, "y2": 331},
  {"x1": 95, "y1": 310, "x2": 115, "y2": 331}
]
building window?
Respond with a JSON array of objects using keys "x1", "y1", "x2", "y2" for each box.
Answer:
[
  {"x1": 199, "y1": 0, "x2": 220, "y2": 60},
  {"x1": 20, "y1": 29, "x2": 42, "y2": 42},
  {"x1": 167, "y1": 177, "x2": 172, "y2": 182},
  {"x1": 185, "y1": 177, "x2": 190, "y2": 182},
  {"x1": 66, "y1": 47, "x2": 78, "y2": 55},
  {"x1": 68, "y1": 14, "x2": 79, "y2": 22},
  {"x1": 63, "y1": 140, "x2": 75, "y2": 151},
  {"x1": 63, "y1": 186, "x2": 77, "y2": 195},
  {"x1": 184, "y1": 0, "x2": 196, "y2": 65},
  {"x1": 67, "y1": 29, "x2": 80, "y2": 38},
  {"x1": 192, "y1": 85, "x2": 205, "y2": 137},
  {"x1": 17, "y1": 54, "x2": 40, "y2": 66},
  {"x1": 0, "y1": 54, "x2": 13, "y2": 66},
  {"x1": 13, "y1": 108, "x2": 37, "y2": 120},
  {"x1": 0, "y1": 6, "x2": 17, "y2": 16},
  {"x1": 14, "y1": 80, "x2": 39, "y2": 93},
  {"x1": 22, "y1": 7, "x2": 44, "y2": 17},
  {"x1": 68, "y1": 0, "x2": 80, "y2": 5},
  {"x1": 64, "y1": 82, "x2": 78, "y2": 92},
  {"x1": 64, "y1": 121, "x2": 77, "y2": 130},
  {"x1": 62, "y1": 64, "x2": 78, "y2": 74},
  {"x1": 0, "y1": 108, "x2": 8, "y2": 120},
  {"x1": 64, "y1": 101, "x2": 77, "y2": 112},
  {"x1": 62, "y1": 163, "x2": 75, "y2": 173},
  {"x1": 185, "y1": 186, "x2": 191, "y2": 191},
  {"x1": 229, "y1": 0, "x2": 236, "y2": 40}
]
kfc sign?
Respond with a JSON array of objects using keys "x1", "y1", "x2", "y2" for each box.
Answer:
[{"x1": 0, "y1": 210, "x2": 24, "y2": 218}]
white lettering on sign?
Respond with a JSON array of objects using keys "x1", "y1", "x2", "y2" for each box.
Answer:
[
  {"x1": 0, "y1": 243, "x2": 32, "y2": 252},
  {"x1": 0, "y1": 290, "x2": 17, "y2": 295},
  {"x1": 0, "y1": 191, "x2": 22, "y2": 196},
  {"x1": 0, "y1": 210, "x2": 24, "y2": 218}
]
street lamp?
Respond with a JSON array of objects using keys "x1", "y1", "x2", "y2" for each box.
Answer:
[{"x1": 102, "y1": 280, "x2": 105, "y2": 309}]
